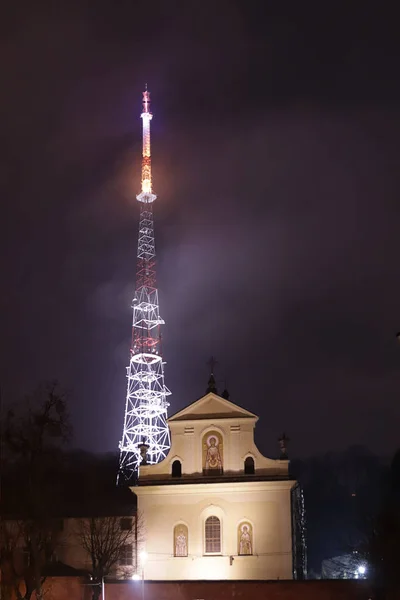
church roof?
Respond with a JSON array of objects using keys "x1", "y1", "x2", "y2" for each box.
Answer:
[{"x1": 168, "y1": 392, "x2": 258, "y2": 422}]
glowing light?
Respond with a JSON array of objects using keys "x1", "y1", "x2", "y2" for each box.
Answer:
[
  {"x1": 131, "y1": 574, "x2": 141, "y2": 581},
  {"x1": 140, "y1": 550, "x2": 148, "y2": 563},
  {"x1": 357, "y1": 565, "x2": 366, "y2": 575},
  {"x1": 142, "y1": 179, "x2": 152, "y2": 193},
  {"x1": 140, "y1": 95, "x2": 154, "y2": 198},
  {"x1": 118, "y1": 87, "x2": 170, "y2": 483}
]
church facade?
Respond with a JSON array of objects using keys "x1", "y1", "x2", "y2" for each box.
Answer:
[{"x1": 135, "y1": 390, "x2": 304, "y2": 580}]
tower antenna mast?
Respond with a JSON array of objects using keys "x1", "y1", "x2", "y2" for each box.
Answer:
[{"x1": 118, "y1": 87, "x2": 171, "y2": 482}]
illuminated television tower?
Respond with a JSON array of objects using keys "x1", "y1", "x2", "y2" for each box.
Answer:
[{"x1": 118, "y1": 87, "x2": 171, "y2": 482}]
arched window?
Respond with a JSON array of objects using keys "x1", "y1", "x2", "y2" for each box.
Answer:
[
  {"x1": 244, "y1": 456, "x2": 255, "y2": 475},
  {"x1": 205, "y1": 516, "x2": 221, "y2": 554},
  {"x1": 173, "y1": 524, "x2": 188, "y2": 557},
  {"x1": 172, "y1": 460, "x2": 182, "y2": 478}
]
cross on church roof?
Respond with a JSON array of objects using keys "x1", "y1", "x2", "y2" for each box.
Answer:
[
  {"x1": 207, "y1": 356, "x2": 218, "y2": 374},
  {"x1": 206, "y1": 356, "x2": 218, "y2": 395}
]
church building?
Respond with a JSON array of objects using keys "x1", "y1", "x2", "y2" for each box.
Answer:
[{"x1": 135, "y1": 378, "x2": 305, "y2": 581}]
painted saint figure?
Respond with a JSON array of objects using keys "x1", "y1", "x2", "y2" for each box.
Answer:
[
  {"x1": 174, "y1": 525, "x2": 188, "y2": 557},
  {"x1": 205, "y1": 436, "x2": 222, "y2": 470},
  {"x1": 239, "y1": 524, "x2": 252, "y2": 555}
]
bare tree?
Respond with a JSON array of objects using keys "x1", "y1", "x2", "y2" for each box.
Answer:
[
  {"x1": 1, "y1": 382, "x2": 71, "y2": 600},
  {"x1": 347, "y1": 449, "x2": 400, "y2": 599},
  {"x1": 75, "y1": 514, "x2": 143, "y2": 600},
  {"x1": 0, "y1": 520, "x2": 20, "y2": 600},
  {"x1": 4, "y1": 381, "x2": 71, "y2": 465},
  {"x1": 0, "y1": 518, "x2": 63, "y2": 600}
]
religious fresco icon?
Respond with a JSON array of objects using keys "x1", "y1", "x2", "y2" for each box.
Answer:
[
  {"x1": 202, "y1": 431, "x2": 223, "y2": 474},
  {"x1": 238, "y1": 522, "x2": 253, "y2": 555},
  {"x1": 173, "y1": 524, "x2": 188, "y2": 557}
]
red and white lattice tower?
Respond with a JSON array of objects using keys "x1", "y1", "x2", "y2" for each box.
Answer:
[{"x1": 118, "y1": 87, "x2": 171, "y2": 482}]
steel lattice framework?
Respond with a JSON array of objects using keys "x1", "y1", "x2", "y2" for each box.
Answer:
[{"x1": 118, "y1": 87, "x2": 171, "y2": 482}]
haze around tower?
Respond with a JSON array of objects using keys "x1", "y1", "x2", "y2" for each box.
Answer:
[{"x1": 1, "y1": 1, "x2": 400, "y2": 459}]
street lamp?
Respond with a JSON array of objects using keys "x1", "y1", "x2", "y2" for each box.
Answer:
[
  {"x1": 83, "y1": 576, "x2": 106, "y2": 599},
  {"x1": 139, "y1": 551, "x2": 147, "y2": 600},
  {"x1": 358, "y1": 565, "x2": 366, "y2": 575}
]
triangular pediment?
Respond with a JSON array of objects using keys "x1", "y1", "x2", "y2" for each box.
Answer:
[{"x1": 168, "y1": 393, "x2": 258, "y2": 422}]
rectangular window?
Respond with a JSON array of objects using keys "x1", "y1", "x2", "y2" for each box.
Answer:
[
  {"x1": 119, "y1": 544, "x2": 133, "y2": 566},
  {"x1": 205, "y1": 516, "x2": 221, "y2": 554},
  {"x1": 120, "y1": 517, "x2": 132, "y2": 531}
]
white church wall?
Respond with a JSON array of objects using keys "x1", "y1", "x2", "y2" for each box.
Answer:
[
  {"x1": 140, "y1": 416, "x2": 288, "y2": 479},
  {"x1": 135, "y1": 480, "x2": 295, "y2": 581},
  {"x1": 136, "y1": 392, "x2": 295, "y2": 581}
]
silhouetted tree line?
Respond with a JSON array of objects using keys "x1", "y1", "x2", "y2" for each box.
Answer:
[
  {"x1": 291, "y1": 446, "x2": 387, "y2": 572},
  {"x1": 292, "y1": 445, "x2": 400, "y2": 597},
  {"x1": 357, "y1": 450, "x2": 400, "y2": 599},
  {"x1": 0, "y1": 382, "x2": 136, "y2": 600}
]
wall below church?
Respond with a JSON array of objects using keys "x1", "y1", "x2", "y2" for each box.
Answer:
[
  {"x1": 22, "y1": 577, "x2": 370, "y2": 600},
  {"x1": 113, "y1": 580, "x2": 370, "y2": 600}
]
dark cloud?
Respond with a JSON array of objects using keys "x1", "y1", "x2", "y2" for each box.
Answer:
[{"x1": 1, "y1": 1, "x2": 400, "y2": 459}]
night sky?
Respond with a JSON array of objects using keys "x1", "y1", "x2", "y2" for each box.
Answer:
[{"x1": 1, "y1": 1, "x2": 400, "y2": 460}]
